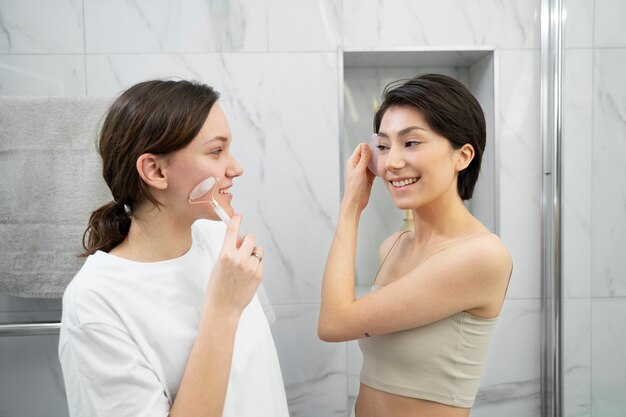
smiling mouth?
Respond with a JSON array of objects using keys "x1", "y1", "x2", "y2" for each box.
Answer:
[
  {"x1": 390, "y1": 177, "x2": 420, "y2": 188},
  {"x1": 218, "y1": 186, "x2": 231, "y2": 195}
]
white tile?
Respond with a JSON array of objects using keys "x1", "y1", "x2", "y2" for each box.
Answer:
[
  {"x1": 591, "y1": 298, "x2": 626, "y2": 414},
  {"x1": 215, "y1": 53, "x2": 340, "y2": 305},
  {"x1": 85, "y1": 54, "x2": 200, "y2": 95},
  {"x1": 268, "y1": 0, "x2": 340, "y2": 51},
  {"x1": 0, "y1": 55, "x2": 85, "y2": 96},
  {"x1": 0, "y1": 0, "x2": 84, "y2": 53},
  {"x1": 563, "y1": 0, "x2": 594, "y2": 48},
  {"x1": 591, "y1": 49, "x2": 626, "y2": 297},
  {"x1": 497, "y1": 50, "x2": 542, "y2": 299},
  {"x1": 271, "y1": 305, "x2": 347, "y2": 417},
  {"x1": 84, "y1": 0, "x2": 269, "y2": 53},
  {"x1": 594, "y1": 0, "x2": 626, "y2": 47},
  {"x1": 562, "y1": 49, "x2": 592, "y2": 298},
  {"x1": 343, "y1": 0, "x2": 540, "y2": 50},
  {"x1": 472, "y1": 299, "x2": 541, "y2": 416},
  {"x1": 563, "y1": 298, "x2": 591, "y2": 417}
]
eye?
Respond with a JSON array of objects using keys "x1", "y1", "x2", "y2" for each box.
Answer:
[
  {"x1": 209, "y1": 147, "x2": 223, "y2": 156},
  {"x1": 405, "y1": 140, "x2": 421, "y2": 148},
  {"x1": 376, "y1": 143, "x2": 390, "y2": 152}
]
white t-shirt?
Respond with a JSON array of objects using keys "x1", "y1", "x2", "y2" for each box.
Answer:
[{"x1": 58, "y1": 220, "x2": 289, "y2": 417}]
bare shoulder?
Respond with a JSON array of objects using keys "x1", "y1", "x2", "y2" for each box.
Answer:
[
  {"x1": 378, "y1": 230, "x2": 411, "y2": 262},
  {"x1": 454, "y1": 233, "x2": 513, "y2": 282}
]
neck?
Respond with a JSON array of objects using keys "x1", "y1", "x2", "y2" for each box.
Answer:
[
  {"x1": 110, "y1": 204, "x2": 194, "y2": 262},
  {"x1": 410, "y1": 190, "x2": 480, "y2": 249}
]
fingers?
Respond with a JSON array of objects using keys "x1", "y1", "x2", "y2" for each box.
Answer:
[
  {"x1": 237, "y1": 233, "x2": 256, "y2": 259},
  {"x1": 250, "y1": 246, "x2": 264, "y2": 261},
  {"x1": 347, "y1": 143, "x2": 371, "y2": 173},
  {"x1": 357, "y1": 144, "x2": 371, "y2": 170},
  {"x1": 236, "y1": 235, "x2": 266, "y2": 271},
  {"x1": 250, "y1": 247, "x2": 264, "y2": 270},
  {"x1": 349, "y1": 143, "x2": 370, "y2": 166},
  {"x1": 222, "y1": 213, "x2": 243, "y2": 250}
]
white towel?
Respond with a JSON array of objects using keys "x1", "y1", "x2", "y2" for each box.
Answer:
[{"x1": 0, "y1": 97, "x2": 112, "y2": 298}]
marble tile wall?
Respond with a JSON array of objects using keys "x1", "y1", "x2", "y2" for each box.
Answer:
[
  {"x1": 0, "y1": 0, "x2": 589, "y2": 416},
  {"x1": 562, "y1": 0, "x2": 626, "y2": 415}
]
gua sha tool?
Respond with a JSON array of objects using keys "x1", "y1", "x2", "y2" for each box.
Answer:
[
  {"x1": 367, "y1": 133, "x2": 380, "y2": 176},
  {"x1": 189, "y1": 177, "x2": 276, "y2": 324},
  {"x1": 189, "y1": 176, "x2": 244, "y2": 242}
]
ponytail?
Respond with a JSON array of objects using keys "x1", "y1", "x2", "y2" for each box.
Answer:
[
  {"x1": 80, "y1": 80, "x2": 220, "y2": 256},
  {"x1": 81, "y1": 201, "x2": 131, "y2": 257}
]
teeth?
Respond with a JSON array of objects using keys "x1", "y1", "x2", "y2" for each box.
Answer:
[
  {"x1": 219, "y1": 187, "x2": 231, "y2": 194},
  {"x1": 391, "y1": 178, "x2": 418, "y2": 187}
]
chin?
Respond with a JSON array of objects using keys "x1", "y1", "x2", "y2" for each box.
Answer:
[{"x1": 391, "y1": 197, "x2": 420, "y2": 211}]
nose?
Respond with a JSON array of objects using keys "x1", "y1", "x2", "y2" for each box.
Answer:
[
  {"x1": 384, "y1": 144, "x2": 405, "y2": 172},
  {"x1": 225, "y1": 152, "x2": 244, "y2": 178}
]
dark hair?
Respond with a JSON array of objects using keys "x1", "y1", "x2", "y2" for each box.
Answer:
[
  {"x1": 373, "y1": 73, "x2": 486, "y2": 200},
  {"x1": 82, "y1": 79, "x2": 220, "y2": 256}
]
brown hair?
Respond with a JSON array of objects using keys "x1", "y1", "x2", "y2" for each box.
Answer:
[
  {"x1": 82, "y1": 80, "x2": 220, "y2": 256},
  {"x1": 373, "y1": 74, "x2": 486, "y2": 200}
]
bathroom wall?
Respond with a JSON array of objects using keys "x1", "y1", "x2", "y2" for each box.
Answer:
[
  {"x1": 1, "y1": 1, "x2": 543, "y2": 416},
  {"x1": 562, "y1": 0, "x2": 626, "y2": 415}
]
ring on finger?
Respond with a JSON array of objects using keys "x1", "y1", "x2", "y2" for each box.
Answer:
[{"x1": 250, "y1": 251, "x2": 263, "y2": 262}]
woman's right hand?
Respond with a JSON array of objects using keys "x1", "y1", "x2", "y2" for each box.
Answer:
[
  {"x1": 205, "y1": 214, "x2": 263, "y2": 314},
  {"x1": 343, "y1": 143, "x2": 375, "y2": 214}
]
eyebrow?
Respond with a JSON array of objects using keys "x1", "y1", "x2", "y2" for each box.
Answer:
[
  {"x1": 377, "y1": 126, "x2": 428, "y2": 138},
  {"x1": 205, "y1": 136, "x2": 228, "y2": 144}
]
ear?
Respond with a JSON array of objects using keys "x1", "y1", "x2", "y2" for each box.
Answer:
[
  {"x1": 456, "y1": 144, "x2": 475, "y2": 172},
  {"x1": 136, "y1": 153, "x2": 168, "y2": 190}
]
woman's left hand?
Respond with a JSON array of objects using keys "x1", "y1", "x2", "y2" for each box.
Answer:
[{"x1": 343, "y1": 143, "x2": 375, "y2": 213}]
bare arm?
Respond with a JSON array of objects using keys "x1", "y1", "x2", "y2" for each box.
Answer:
[
  {"x1": 318, "y1": 145, "x2": 512, "y2": 343},
  {"x1": 170, "y1": 214, "x2": 263, "y2": 417},
  {"x1": 320, "y1": 233, "x2": 511, "y2": 342}
]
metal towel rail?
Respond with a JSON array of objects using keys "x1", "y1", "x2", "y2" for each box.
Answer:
[{"x1": 0, "y1": 322, "x2": 61, "y2": 336}]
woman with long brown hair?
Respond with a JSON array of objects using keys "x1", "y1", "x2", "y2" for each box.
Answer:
[{"x1": 58, "y1": 79, "x2": 289, "y2": 417}]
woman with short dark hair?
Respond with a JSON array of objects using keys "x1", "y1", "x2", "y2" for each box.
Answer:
[{"x1": 319, "y1": 74, "x2": 512, "y2": 417}]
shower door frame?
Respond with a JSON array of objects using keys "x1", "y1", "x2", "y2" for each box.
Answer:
[{"x1": 540, "y1": 0, "x2": 563, "y2": 416}]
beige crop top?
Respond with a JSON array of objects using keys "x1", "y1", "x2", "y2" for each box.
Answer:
[{"x1": 358, "y1": 233, "x2": 499, "y2": 408}]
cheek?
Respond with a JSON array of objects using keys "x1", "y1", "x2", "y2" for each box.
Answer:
[
  {"x1": 402, "y1": 152, "x2": 423, "y2": 168},
  {"x1": 376, "y1": 154, "x2": 386, "y2": 171},
  {"x1": 171, "y1": 157, "x2": 224, "y2": 192}
]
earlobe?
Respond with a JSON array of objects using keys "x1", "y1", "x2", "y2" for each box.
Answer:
[
  {"x1": 457, "y1": 144, "x2": 475, "y2": 171},
  {"x1": 136, "y1": 153, "x2": 168, "y2": 190}
]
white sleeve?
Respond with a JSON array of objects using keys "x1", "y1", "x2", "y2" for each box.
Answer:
[{"x1": 60, "y1": 322, "x2": 170, "y2": 417}]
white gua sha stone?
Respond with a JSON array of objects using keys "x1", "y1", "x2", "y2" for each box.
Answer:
[
  {"x1": 189, "y1": 176, "x2": 217, "y2": 202},
  {"x1": 367, "y1": 133, "x2": 380, "y2": 176}
]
